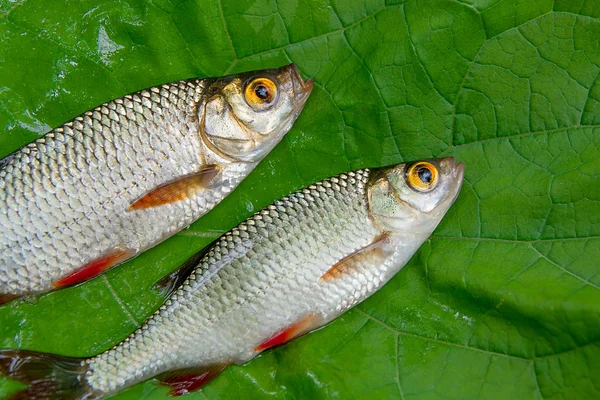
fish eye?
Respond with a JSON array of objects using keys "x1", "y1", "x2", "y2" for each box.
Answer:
[
  {"x1": 255, "y1": 85, "x2": 269, "y2": 99},
  {"x1": 418, "y1": 167, "x2": 432, "y2": 183},
  {"x1": 245, "y1": 78, "x2": 278, "y2": 110},
  {"x1": 407, "y1": 162, "x2": 438, "y2": 192}
]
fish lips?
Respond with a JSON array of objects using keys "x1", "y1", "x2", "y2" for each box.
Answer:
[
  {"x1": 441, "y1": 156, "x2": 465, "y2": 206},
  {"x1": 285, "y1": 63, "x2": 314, "y2": 108}
]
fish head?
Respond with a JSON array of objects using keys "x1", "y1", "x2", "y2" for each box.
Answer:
[
  {"x1": 200, "y1": 64, "x2": 314, "y2": 162},
  {"x1": 368, "y1": 157, "x2": 465, "y2": 235}
]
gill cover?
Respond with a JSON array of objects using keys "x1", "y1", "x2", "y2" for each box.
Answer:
[
  {"x1": 368, "y1": 157, "x2": 464, "y2": 233},
  {"x1": 200, "y1": 64, "x2": 313, "y2": 163},
  {"x1": 201, "y1": 91, "x2": 257, "y2": 160}
]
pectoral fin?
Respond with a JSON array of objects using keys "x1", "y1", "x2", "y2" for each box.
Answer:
[
  {"x1": 129, "y1": 165, "x2": 220, "y2": 210},
  {"x1": 320, "y1": 233, "x2": 389, "y2": 282},
  {"x1": 157, "y1": 363, "x2": 230, "y2": 396}
]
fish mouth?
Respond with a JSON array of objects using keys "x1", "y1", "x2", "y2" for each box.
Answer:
[
  {"x1": 453, "y1": 163, "x2": 465, "y2": 202},
  {"x1": 456, "y1": 162, "x2": 465, "y2": 179},
  {"x1": 285, "y1": 64, "x2": 314, "y2": 105},
  {"x1": 440, "y1": 156, "x2": 465, "y2": 204},
  {"x1": 439, "y1": 156, "x2": 464, "y2": 178}
]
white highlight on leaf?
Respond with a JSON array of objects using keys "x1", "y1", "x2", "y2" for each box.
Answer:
[
  {"x1": 17, "y1": 120, "x2": 51, "y2": 135},
  {"x1": 97, "y1": 25, "x2": 123, "y2": 65},
  {"x1": 17, "y1": 109, "x2": 51, "y2": 135},
  {"x1": 453, "y1": 311, "x2": 473, "y2": 325}
]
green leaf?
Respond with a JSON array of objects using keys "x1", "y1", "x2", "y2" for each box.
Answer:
[{"x1": 1, "y1": 0, "x2": 599, "y2": 398}]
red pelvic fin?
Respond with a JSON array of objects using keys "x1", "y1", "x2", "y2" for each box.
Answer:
[
  {"x1": 0, "y1": 293, "x2": 20, "y2": 306},
  {"x1": 255, "y1": 313, "x2": 321, "y2": 352},
  {"x1": 157, "y1": 364, "x2": 229, "y2": 396},
  {"x1": 320, "y1": 233, "x2": 389, "y2": 282},
  {"x1": 52, "y1": 248, "x2": 132, "y2": 288},
  {"x1": 129, "y1": 165, "x2": 220, "y2": 210}
]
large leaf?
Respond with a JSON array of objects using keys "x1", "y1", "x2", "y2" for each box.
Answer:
[{"x1": 0, "y1": 0, "x2": 599, "y2": 398}]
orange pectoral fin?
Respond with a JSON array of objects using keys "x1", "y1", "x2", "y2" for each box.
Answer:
[
  {"x1": 255, "y1": 313, "x2": 322, "y2": 352},
  {"x1": 52, "y1": 248, "x2": 132, "y2": 288},
  {"x1": 128, "y1": 164, "x2": 220, "y2": 210},
  {"x1": 157, "y1": 363, "x2": 230, "y2": 396},
  {"x1": 320, "y1": 233, "x2": 390, "y2": 282}
]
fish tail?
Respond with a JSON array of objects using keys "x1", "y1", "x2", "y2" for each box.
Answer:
[{"x1": 0, "y1": 349, "x2": 96, "y2": 399}]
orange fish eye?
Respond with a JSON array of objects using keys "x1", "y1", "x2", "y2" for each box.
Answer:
[
  {"x1": 407, "y1": 162, "x2": 438, "y2": 192},
  {"x1": 245, "y1": 78, "x2": 278, "y2": 109}
]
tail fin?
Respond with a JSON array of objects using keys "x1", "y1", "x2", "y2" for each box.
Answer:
[{"x1": 0, "y1": 350, "x2": 94, "y2": 399}]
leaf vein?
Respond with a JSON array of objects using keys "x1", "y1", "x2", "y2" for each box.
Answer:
[
  {"x1": 529, "y1": 245, "x2": 600, "y2": 290},
  {"x1": 217, "y1": 0, "x2": 239, "y2": 60},
  {"x1": 102, "y1": 276, "x2": 139, "y2": 326},
  {"x1": 236, "y1": 6, "x2": 388, "y2": 62},
  {"x1": 438, "y1": 124, "x2": 600, "y2": 156},
  {"x1": 355, "y1": 307, "x2": 530, "y2": 361},
  {"x1": 403, "y1": 3, "x2": 453, "y2": 107},
  {"x1": 430, "y1": 235, "x2": 600, "y2": 243}
]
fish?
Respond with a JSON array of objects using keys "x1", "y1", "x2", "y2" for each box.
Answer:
[
  {"x1": 0, "y1": 157, "x2": 464, "y2": 399},
  {"x1": 0, "y1": 64, "x2": 313, "y2": 304}
]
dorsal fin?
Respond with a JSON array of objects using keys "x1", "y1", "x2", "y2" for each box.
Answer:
[
  {"x1": 0, "y1": 155, "x2": 11, "y2": 170},
  {"x1": 153, "y1": 243, "x2": 215, "y2": 298}
]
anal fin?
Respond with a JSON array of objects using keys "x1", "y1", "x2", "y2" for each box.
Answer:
[
  {"x1": 255, "y1": 313, "x2": 322, "y2": 352},
  {"x1": 157, "y1": 363, "x2": 229, "y2": 396},
  {"x1": 320, "y1": 233, "x2": 389, "y2": 282},
  {"x1": 129, "y1": 165, "x2": 220, "y2": 210},
  {"x1": 52, "y1": 247, "x2": 132, "y2": 288}
]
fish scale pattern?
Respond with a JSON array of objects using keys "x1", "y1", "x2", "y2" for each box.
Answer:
[
  {"x1": 0, "y1": 79, "x2": 222, "y2": 295},
  {"x1": 85, "y1": 169, "x2": 387, "y2": 394}
]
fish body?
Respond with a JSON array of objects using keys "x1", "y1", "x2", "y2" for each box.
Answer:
[
  {"x1": 0, "y1": 157, "x2": 464, "y2": 399},
  {"x1": 88, "y1": 169, "x2": 382, "y2": 394},
  {"x1": 0, "y1": 64, "x2": 313, "y2": 301}
]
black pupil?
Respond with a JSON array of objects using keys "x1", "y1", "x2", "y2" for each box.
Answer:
[
  {"x1": 417, "y1": 167, "x2": 432, "y2": 183},
  {"x1": 255, "y1": 85, "x2": 270, "y2": 100}
]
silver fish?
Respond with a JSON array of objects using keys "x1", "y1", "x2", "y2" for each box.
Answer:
[
  {"x1": 0, "y1": 157, "x2": 464, "y2": 399},
  {"x1": 0, "y1": 64, "x2": 313, "y2": 304}
]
